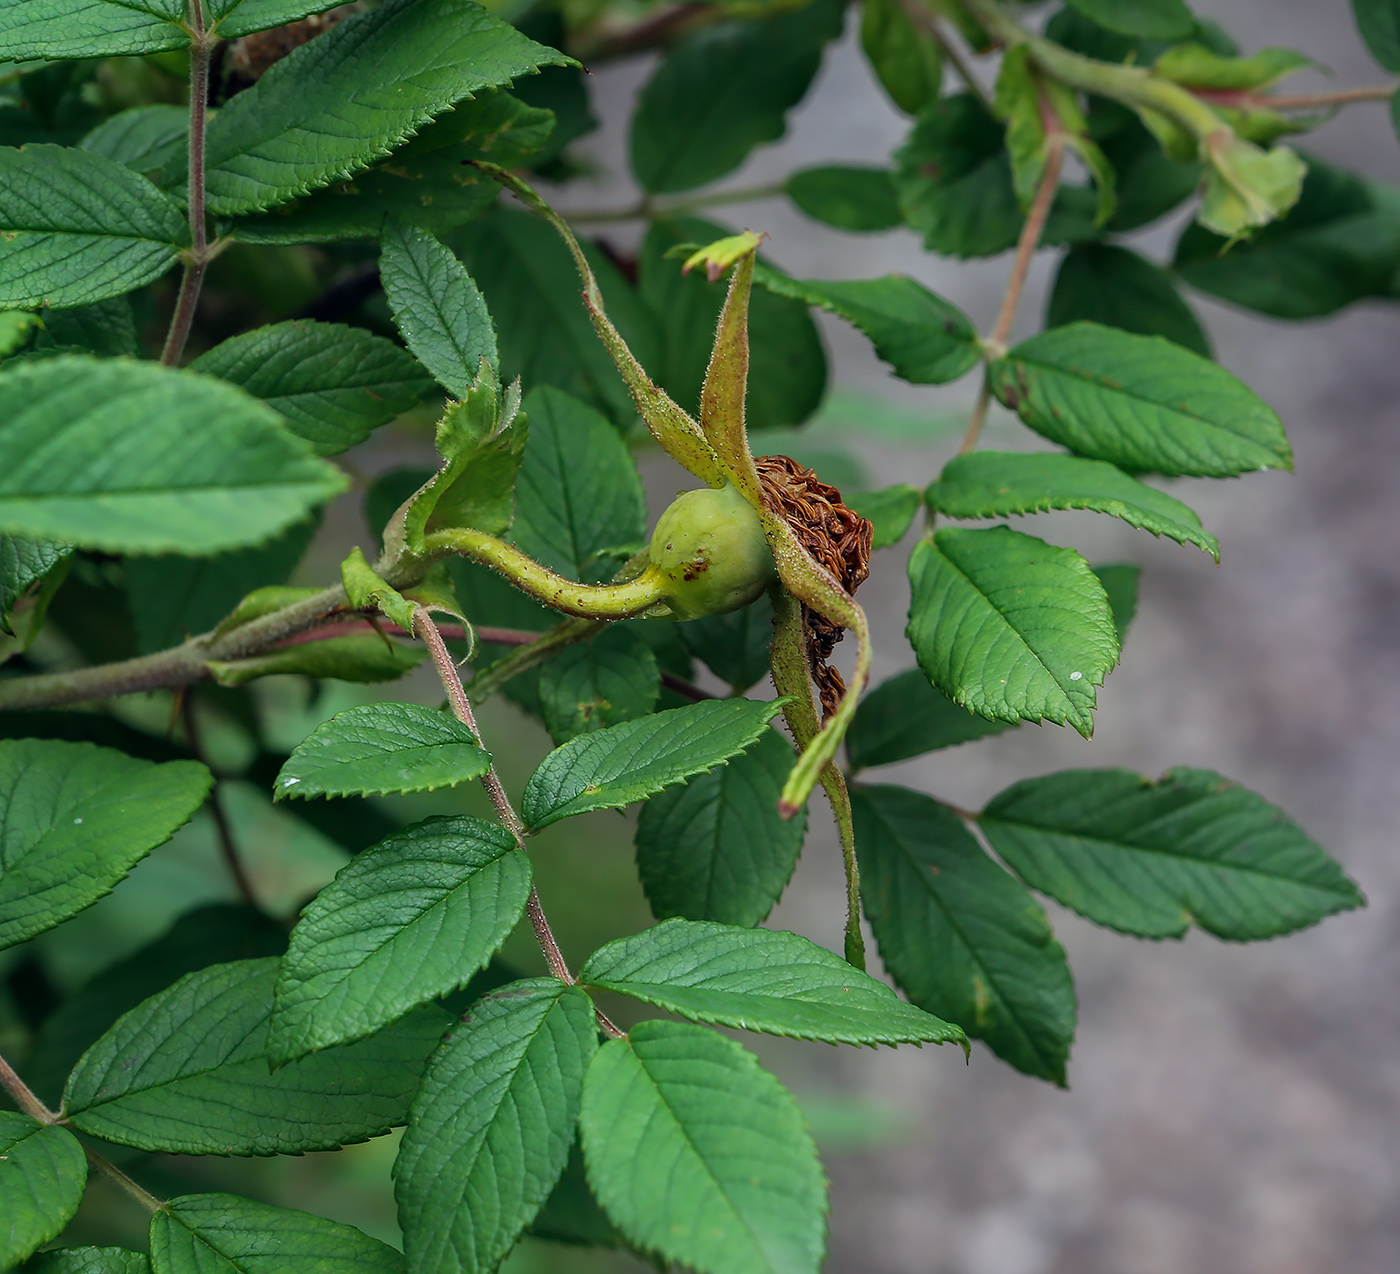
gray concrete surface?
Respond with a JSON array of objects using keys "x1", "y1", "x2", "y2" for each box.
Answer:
[{"x1": 569, "y1": 4, "x2": 1400, "y2": 1271}]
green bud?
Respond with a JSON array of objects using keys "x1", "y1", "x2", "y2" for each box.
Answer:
[{"x1": 646, "y1": 484, "x2": 777, "y2": 621}]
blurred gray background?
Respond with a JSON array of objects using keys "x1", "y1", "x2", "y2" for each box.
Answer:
[{"x1": 559, "y1": 3, "x2": 1400, "y2": 1271}]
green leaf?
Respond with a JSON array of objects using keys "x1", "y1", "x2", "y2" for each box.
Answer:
[
  {"x1": 200, "y1": 0, "x2": 568, "y2": 216},
  {"x1": 0, "y1": 1, "x2": 189, "y2": 60},
  {"x1": 0, "y1": 144, "x2": 186, "y2": 309},
  {"x1": 511, "y1": 387, "x2": 646, "y2": 582},
  {"x1": 752, "y1": 265, "x2": 980, "y2": 385},
  {"x1": 929, "y1": 451, "x2": 1220, "y2": 558},
  {"x1": 847, "y1": 668, "x2": 1012, "y2": 770},
  {"x1": 0, "y1": 739, "x2": 210, "y2": 950},
  {"x1": 582, "y1": 1020, "x2": 826, "y2": 1274},
  {"x1": 35, "y1": 296, "x2": 141, "y2": 358},
  {"x1": 1048, "y1": 243, "x2": 1211, "y2": 357},
  {"x1": 640, "y1": 217, "x2": 826, "y2": 430},
  {"x1": 540, "y1": 627, "x2": 661, "y2": 745},
  {"x1": 459, "y1": 208, "x2": 659, "y2": 426},
  {"x1": 629, "y1": 0, "x2": 843, "y2": 193},
  {"x1": 906, "y1": 527, "x2": 1119, "y2": 737},
  {"x1": 528, "y1": 1140, "x2": 619, "y2": 1248},
  {"x1": 65, "y1": 958, "x2": 449, "y2": 1154},
  {"x1": 583, "y1": 918, "x2": 964, "y2": 1047},
  {"x1": 1062, "y1": 0, "x2": 1194, "y2": 39},
  {"x1": 847, "y1": 484, "x2": 921, "y2": 549},
  {"x1": 206, "y1": 631, "x2": 425, "y2": 686},
  {"x1": 1174, "y1": 160, "x2": 1400, "y2": 319},
  {"x1": 1, "y1": 534, "x2": 70, "y2": 635},
  {"x1": 1095, "y1": 562, "x2": 1141, "y2": 641},
  {"x1": 190, "y1": 320, "x2": 434, "y2": 456},
  {"x1": 381, "y1": 221, "x2": 497, "y2": 400},
  {"x1": 1355, "y1": 0, "x2": 1400, "y2": 70},
  {"x1": 396, "y1": 980, "x2": 598, "y2": 1274},
  {"x1": 20, "y1": 1247, "x2": 149, "y2": 1273},
  {"x1": 0, "y1": 355, "x2": 347, "y2": 553},
  {"x1": 211, "y1": 0, "x2": 378, "y2": 41},
  {"x1": 150, "y1": 1194, "x2": 401, "y2": 1274},
  {"x1": 275, "y1": 702, "x2": 492, "y2": 800},
  {"x1": 894, "y1": 94, "x2": 1022, "y2": 258},
  {"x1": 340, "y1": 545, "x2": 418, "y2": 631},
  {"x1": 852, "y1": 784, "x2": 1076, "y2": 1083},
  {"x1": 270, "y1": 815, "x2": 531, "y2": 1059},
  {"x1": 232, "y1": 91, "x2": 554, "y2": 246},
  {"x1": 980, "y1": 767, "x2": 1365, "y2": 940},
  {"x1": 635, "y1": 728, "x2": 806, "y2": 926},
  {"x1": 1101, "y1": 117, "x2": 1202, "y2": 233},
  {"x1": 677, "y1": 591, "x2": 774, "y2": 693},
  {"x1": 0, "y1": 1112, "x2": 87, "y2": 1270},
  {"x1": 860, "y1": 0, "x2": 942, "y2": 115},
  {"x1": 989, "y1": 322, "x2": 1293, "y2": 477},
  {"x1": 125, "y1": 518, "x2": 316, "y2": 654},
  {"x1": 785, "y1": 165, "x2": 902, "y2": 231},
  {"x1": 520, "y1": 697, "x2": 784, "y2": 832},
  {"x1": 80, "y1": 103, "x2": 187, "y2": 175}
]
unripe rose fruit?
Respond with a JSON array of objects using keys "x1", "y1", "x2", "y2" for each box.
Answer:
[{"x1": 646, "y1": 483, "x2": 776, "y2": 620}]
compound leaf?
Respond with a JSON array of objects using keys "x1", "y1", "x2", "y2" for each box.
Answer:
[
  {"x1": 0, "y1": 739, "x2": 210, "y2": 951},
  {"x1": 270, "y1": 815, "x2": 532, "y2": 1060},
  {"x1": 989, "y1": 322, "x2": 1292, "y2": 477},
  {"x1": 190, "y1": 320, "x2": 434, "y2": 456},
  {"x1": 581, "y1": 1020, "x2": 827, "y2": 1274},
  {"x1": 396, "y1": 980, "x2": 597, "y2": 1274},
  {"x1": 906, "y1": 527, "x2": 1119, "y2": 737},
  {"x1": 635, "y1": 728, "x2": 806, "y2": 926},
  {"x1": 847, "y1": 668, "x2": 1012, "y2": 771},
  {"x1": 852, "y1": 784, "x2": 1076, "y2": 1084},
  {"x1": 980, "y1": 767, "x2": 1365, "y2": 939},
  {"x1": 929, "y1": 450, "x2": 1220, "y2": 558},
  {"x1": 65, "y1": 957, "x2": 449, "y2": 1155},
  {"x1": 0, "y1": 355, "x2": 347, "y2": 554},
  {"x1": 582, "y1": 918, "x2": 965, "y2": 1047},
  {"x1": 0, "y1": 1112, "x2": 87, "y2": 1270},
  {"x1": 0, "y1": 144, "x2": 185, "y2": 310},
  {"x1": 275, "y1": 702, "x2": 492, "y2": 800},
  {"x1": 521, "y1": 698, "x2": 784, "y2": 831}
]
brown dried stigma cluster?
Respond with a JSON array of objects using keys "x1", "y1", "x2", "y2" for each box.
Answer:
[{"x1": 755, "y1": 454, "x2": 873, "y2": 719}]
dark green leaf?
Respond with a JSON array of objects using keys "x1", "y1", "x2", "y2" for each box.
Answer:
[
  {"x1": 1063, "y1": 0, "x2": 1194, "y2": 39},
  {"x1": 520, "y1": 698, "x2": 784, "y2": 831},
  {"x1": 629, "y1": 0, "x2": 843, "y2": 193},
  {"x1": 191, "y1": 320, "x2": 434, "y2": 456},
  {"x1": 852, "y1": 784, "x2": 1076, "y2": 1083},
  {"x1": 1353, "y1": 0, "x2": 1400, "y2": 70},
  {"x1": 149, "y1": 1194, "x2": 401, "y2": 1273},
  {"x1": 989, "y1": 322, "x2": 1293, "y2": 477},
  {"x1": 753, "y1": 264, "x2": 980, "y2": 385},
  {"x1": 0, "y1": 144, "x2": 185, "y2": 309},
  {"x1": 396, "y1": 979, "x2": 597, "y2": 1274},
  {"x1": 1095, "y1": 562, "x2": 1140, "y2": 640},
  {"x1": 381, "y1": 221, "x2": 497, "y2": 399},
  {"x1": 270, "y1": 815, "x2": 532, "y2": 1059},
  {"x1": 512, "y1": 387, "x2": 646, "y2": 582},
  {"x1": 677, "y1": 590, "x2": 774, "y2": 692},
  {"x1": 847, "y1": 668, "x2": 1012, "y2": 770},
  {"x1": 847, "y1": 484, "x2": 921, "y2": 549},
  {"x1": 540, "y1": 627, "x2": 660, "y2": 744},
  {"x1": 0, "y1": 1, "x2": 189, "y2": 60},
  {"x1": 635, "y1": 729, "x2": 806, "y2": 926},
  {"x1": 200, "y1": 0, "x2": 568, "y2": 216},
  {"x1": 929, "y1": 451, "x2": 1220, "y2": 558},
  {"x1": 1101, "y1": 117, "x2": 1202, "y2": 233},
  {"x1": 785, "y1": 165, "x2": 902, "y2": 231},
  {"x1": 640, "y1": 216, "x2": 827, "y2": 430},
  {"x1": 1, "y1": 534, "x2": 69, "y2": 635},
  {"x1": 79, "y1": 104, "x2": 187, "y2": 175},
  {"x1": 1049, "y1": 243, "x2": 1211, "y2": 357},
  {"x1": 581, "y1": 1020, "x2": 827, "y2": 1274},
  {"x1": 207, "y1": 631, "x2": 425, "y2": 686},
  {"x1": 0, "y1": 355, "x2": 347, "y2": 553},
  {"x1": 459, "y1": 208, "x2": 659, "y2": 426},
  {"x1": 894, "y1": 94, "x2": 1022, "y2": 257},
  {"x1": 907, "y1": 527, "x2": 1119, "y2": 737},
  {"x1": 860, "y1": 0, "x2": 942, "y2": 115},
  {"x1": 528, "y1": 1140, "x2": 619, "y2": 1248},
  {"x1": 232, "y1": 91, "x2": 554, "y2": 245},
  {"x1": 583, "y1": 918, "x2": 965, "y2": 1047},
  {"x1": 1174, "y1": 160, "x2": 1400, "y2": 318},
  {"x1": 20, "y1": 1247, "x2": 149, "y2": 1273},
  {"x1": 275, "y1": 702, "x2": 492, "y2": 800},
  {"x1": 980, "y1": 767, "x2": 1365, "y2": 939},
  {"x1": 0, "y1": 739, "x2": 210, "y2": 950},
  {"x1": 211, "y1": 0, "x2": 360, "y2": 41},
  {"x1": 0, "y1": 1112, "x2": 87, "y2": 1269},
  {"x1": 35, "y1": 296, "x2": 140, "y2": 358},
  {"x1": 65, "y1": 957, "x2": 449, "y2": 1154}
]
